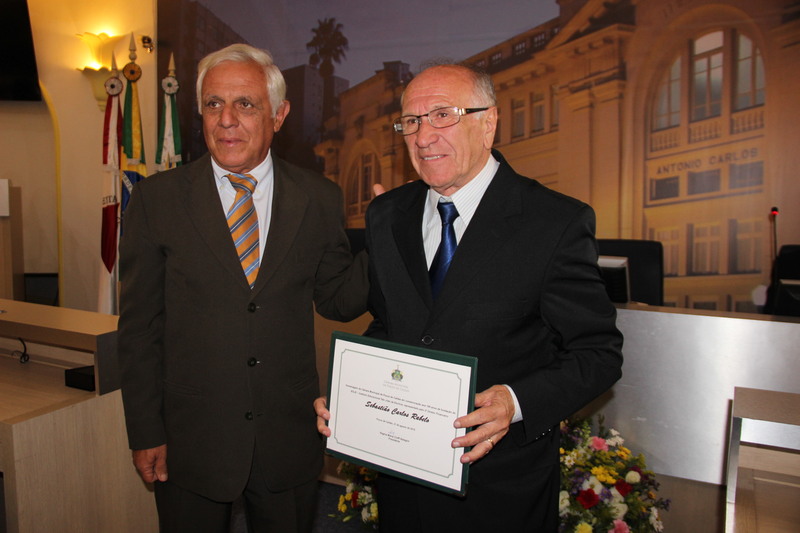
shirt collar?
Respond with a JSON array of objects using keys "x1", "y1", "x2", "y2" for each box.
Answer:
[
  {"x1": 212, "y1": 149, "x2": 273, "y2": 188},
  {"x1": 425, "y1": 154, "x2": 499, "y2": 225}
]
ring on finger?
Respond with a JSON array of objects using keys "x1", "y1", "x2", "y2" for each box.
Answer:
[{"x1": 486, "y1": 437, "x2": 495, "y2": 447}]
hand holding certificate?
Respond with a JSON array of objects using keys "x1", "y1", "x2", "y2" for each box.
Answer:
[{"x1": 323, "y1": 332, "x2": 477, "y2": 495}]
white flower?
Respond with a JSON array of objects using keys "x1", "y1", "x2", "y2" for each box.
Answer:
[
  {"x1": 650, "y1": 507, "x2": 664, "y2": 532},
  {"x1": 582, "y1": 475, "x2": 604, "y2": 494},
  {"x1": 625, "y1": 470, "x2": 641, "y2": 484},
  {"x1": 609, "y1": 487, "x2": 624, "y2": 502},
  {"x1": 611, "y1": 501, "x2": 629, "y2": 519},
  {"x1": 345, "y1": 482, "x2": 355, "y2": 493},
  {"x1": 606, "y1": 428, "x2": 625, "y2": 447},
  {"x1": 559, "y1": 490, "x2": 571, "y2": 515},
  {"x1": 357, "y1": 490, "x2": 373, "y2": 506},
  {"x1": 562, "y1": 452, "x2": 576, "y2": 468}
]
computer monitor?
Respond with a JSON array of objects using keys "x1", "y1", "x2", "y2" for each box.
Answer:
[{"x1": 598, "y1": 255, "x2": 631, "y2": 304}]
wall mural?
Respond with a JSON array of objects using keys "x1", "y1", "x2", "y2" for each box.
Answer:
[{"x1": 157, "y1": 0, "x2": 800, "y2": 314}]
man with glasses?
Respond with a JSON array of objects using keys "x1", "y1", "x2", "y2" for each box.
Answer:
[{"x1": 317, "y1": 62, "x2": 623, "y2": 531}]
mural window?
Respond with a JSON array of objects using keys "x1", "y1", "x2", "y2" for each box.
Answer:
[
  {"x1": 511, "y1": 98, "x2": 525, "y2": 139},
  {"x1": 550, "y1": 85, "x2": 560, "y2": 129},
  {"x1": 650, "y1": 176, "x2": 679, "y2": 201},
  {"x1": 346, "y1": 152, "x2": 379, "y2": 218},
  {"x1": 652, "y1": 227, "x2": 681, "y2": 277},
  {"x1": 648, "y1": 30, "x2": 765, "y2": 150},
  {"x1": 735, "y1": 34, "x2": 765, "y2": 110},
  {"x1": 689, "y1": 223, "x2": 721, "y2": 275},
  {"x1": 688, "y1": 168, "x2": 720, "y2": 195},
  {"x1": 691, "y1": 31, "x2": 723, "y2": 122},
  {"x1": 490, "y1": 52, "x2": 503, "y2": 66},
  {"x1": 730, "y1": 218, "x2": 763, "y2": 274},
  {"x1": 531, "y1": 92, "x2": 545, "y2": 134},
  {"x1": 513, "y1": 41, "x2": 528, "y2": 56},
  {"x1": 729, "y1": 161, "x2": 763, "y2": 189},
  {"x1": 532, "y1": 31, "x2": 548, "y2": 50},
  {"x1": 653, "y1": 57, "x2": 681, "y2": 131}
]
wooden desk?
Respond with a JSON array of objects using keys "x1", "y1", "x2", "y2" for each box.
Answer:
[
  {"x1": 0, "y1": 299, "x2": 157, "y2": 533},
  {"x1": 0, "y1": 298, "x2": 117, "y2": 352}
]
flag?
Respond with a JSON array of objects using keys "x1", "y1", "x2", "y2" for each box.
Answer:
[
  {"x1": 120, "y1": 34, "x2": 147, "y2": 231},
  {"x1": 156, "y1": 53, "x2": 182, "y2": 171},
  {"x1": 101, "y1": 77, "x2": 122, "y2": 272},
  {"x1": 98, "y1": 57, "x2": 123, "y2": 314}
]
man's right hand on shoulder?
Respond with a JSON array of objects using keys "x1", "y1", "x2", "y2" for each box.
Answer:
[{"x1": 132, "y1": 444, "x2": 168, "y2": 483}]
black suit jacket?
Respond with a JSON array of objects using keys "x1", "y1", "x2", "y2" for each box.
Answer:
[
  {"x1": 364, "y1": 152, "x2": 623, "y2": 528},
  {"x1": 117, "y1": 153, "x2": 367, "y2": 501}
]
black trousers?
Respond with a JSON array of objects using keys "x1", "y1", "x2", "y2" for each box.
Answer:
[
  {"x1": 153, "y1": 453, "x2": 318, "y2": 533},
  {"x1": 377, "y1": 461, "x2": 559, "y2": 533}
]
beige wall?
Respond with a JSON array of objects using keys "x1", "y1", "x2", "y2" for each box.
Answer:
[{"x1": 0, "y1": 0, "x2": 157, "y2": 311}]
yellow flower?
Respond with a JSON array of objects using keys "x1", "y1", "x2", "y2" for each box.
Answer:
[
  {"x1": 591, "y1": 465, "x2": 618, "y2": 484},
  {"x1": 337, "y1": 494, "x2": 347, "y2": 513},
  {"x1": 560, "y1": 447, "x2": 566, "y2": 455},
  {"x1": 617, "y1": 446, "x2": 631, "y2": 460},
  {"x1": 576, "y1": 522, "x2": 593, "y2": 533}
]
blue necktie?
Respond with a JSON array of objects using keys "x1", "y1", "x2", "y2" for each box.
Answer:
[{"x1": 429, "y1": 201, "x2": 459, "y2": 299}]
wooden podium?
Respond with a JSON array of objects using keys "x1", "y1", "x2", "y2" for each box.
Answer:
[{"x1": 0, "y1": 299, "x2": 157, "y2": 533}]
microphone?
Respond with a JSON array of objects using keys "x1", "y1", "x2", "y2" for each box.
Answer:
[{"x1": 770, "y1": 206, "x2": 779, "y2": 261}]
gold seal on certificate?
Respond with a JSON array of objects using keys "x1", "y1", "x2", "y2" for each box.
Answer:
[{"x1": 325, "y1": 332, "x2": 477, "y2": 495}]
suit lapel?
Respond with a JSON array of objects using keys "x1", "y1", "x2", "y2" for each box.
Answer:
[
  {"x1": 391, "y1": 182, "x2": 432, "y2": 308},
  {"x1": 431, "y1": 163, "x2": 523, "y2": 312},
  {"x1": 251, "y1": 157, "x2": 308, "y2": 294},
  {"x1": 184, "y1": 154, "x2": 251, "y2": 286}
]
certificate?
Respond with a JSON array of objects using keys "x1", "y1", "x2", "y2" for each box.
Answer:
[{"x1": 325, "y1": 331, "x2": 477, "y2": 495}]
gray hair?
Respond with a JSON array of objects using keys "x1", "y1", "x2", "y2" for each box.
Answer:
[
  {"x1": 196, "y1": 43, "x2": 286, "y2": 117},
  {"x1": 404, "y1": 60, "x2": 497, "y2": 108}
]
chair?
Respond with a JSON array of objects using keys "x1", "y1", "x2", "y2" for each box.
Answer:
[
  {"x1": 764, "y1": 244, "x2": 800, "y2": 317},
  {"x1": 725, "y1": 387, "x2": 800, "y2": 532},
  {"x1": 597, "y1": 239, "x2": 664, "y2": 306}
]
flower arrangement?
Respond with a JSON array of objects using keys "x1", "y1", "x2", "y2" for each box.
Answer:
[
  {"x1": 333, "y1": 416, "x2": 669, "y2": 532},
  {"x1": 559, "y1": 417, "x2": 670, "y2": 533},
  {"x1": 332, "y1": 461, "x2": 379, "y2": 529}
]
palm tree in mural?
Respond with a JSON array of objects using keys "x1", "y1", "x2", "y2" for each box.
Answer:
[{"x1": 306, "y1": 17, "x2": 349, "y2": 120}]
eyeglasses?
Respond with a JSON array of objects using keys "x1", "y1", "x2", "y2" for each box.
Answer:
[{"x1": 392, "y1": 106, "x2": 489, "y2": 136}]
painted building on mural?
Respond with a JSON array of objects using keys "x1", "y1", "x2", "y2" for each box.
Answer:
[{"x1": 315, "y1": 0, "x2": 800, "y2": 313}]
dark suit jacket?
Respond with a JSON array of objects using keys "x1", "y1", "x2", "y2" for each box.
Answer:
[
  {"x1": 117, "y1": 153, "x2": 367, "y2": 501},
  {"x1": 364, "y1": 152, "x2": 623, "y2": 529}
]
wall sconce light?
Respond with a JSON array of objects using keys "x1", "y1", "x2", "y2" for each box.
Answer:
[
  {"x1": 141, "y1": 35, "x2": 154, "y2": 53},
  {"x1": 77, "y1": 32, "x2": 125, "y2": 111}
]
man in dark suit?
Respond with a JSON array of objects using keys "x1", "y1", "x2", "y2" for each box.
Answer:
[
  {"x1": 117, "y1": 44, "x2": 367, "y2": 533},
  {"x1": 316, "y1": 63, "x2": 623, "y2": 531}
]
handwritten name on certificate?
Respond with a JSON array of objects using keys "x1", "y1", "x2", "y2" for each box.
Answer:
[{"x1": 325, "y1": 332, "x2": 477, "y2": 495}]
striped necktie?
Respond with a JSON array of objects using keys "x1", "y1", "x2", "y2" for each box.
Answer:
[
  {"x1": 226, "y1": 173, "x2": 260, "y2": 288},
  {"x1": 429, "y1": 200, "x2": 459, "y2": 299}
]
